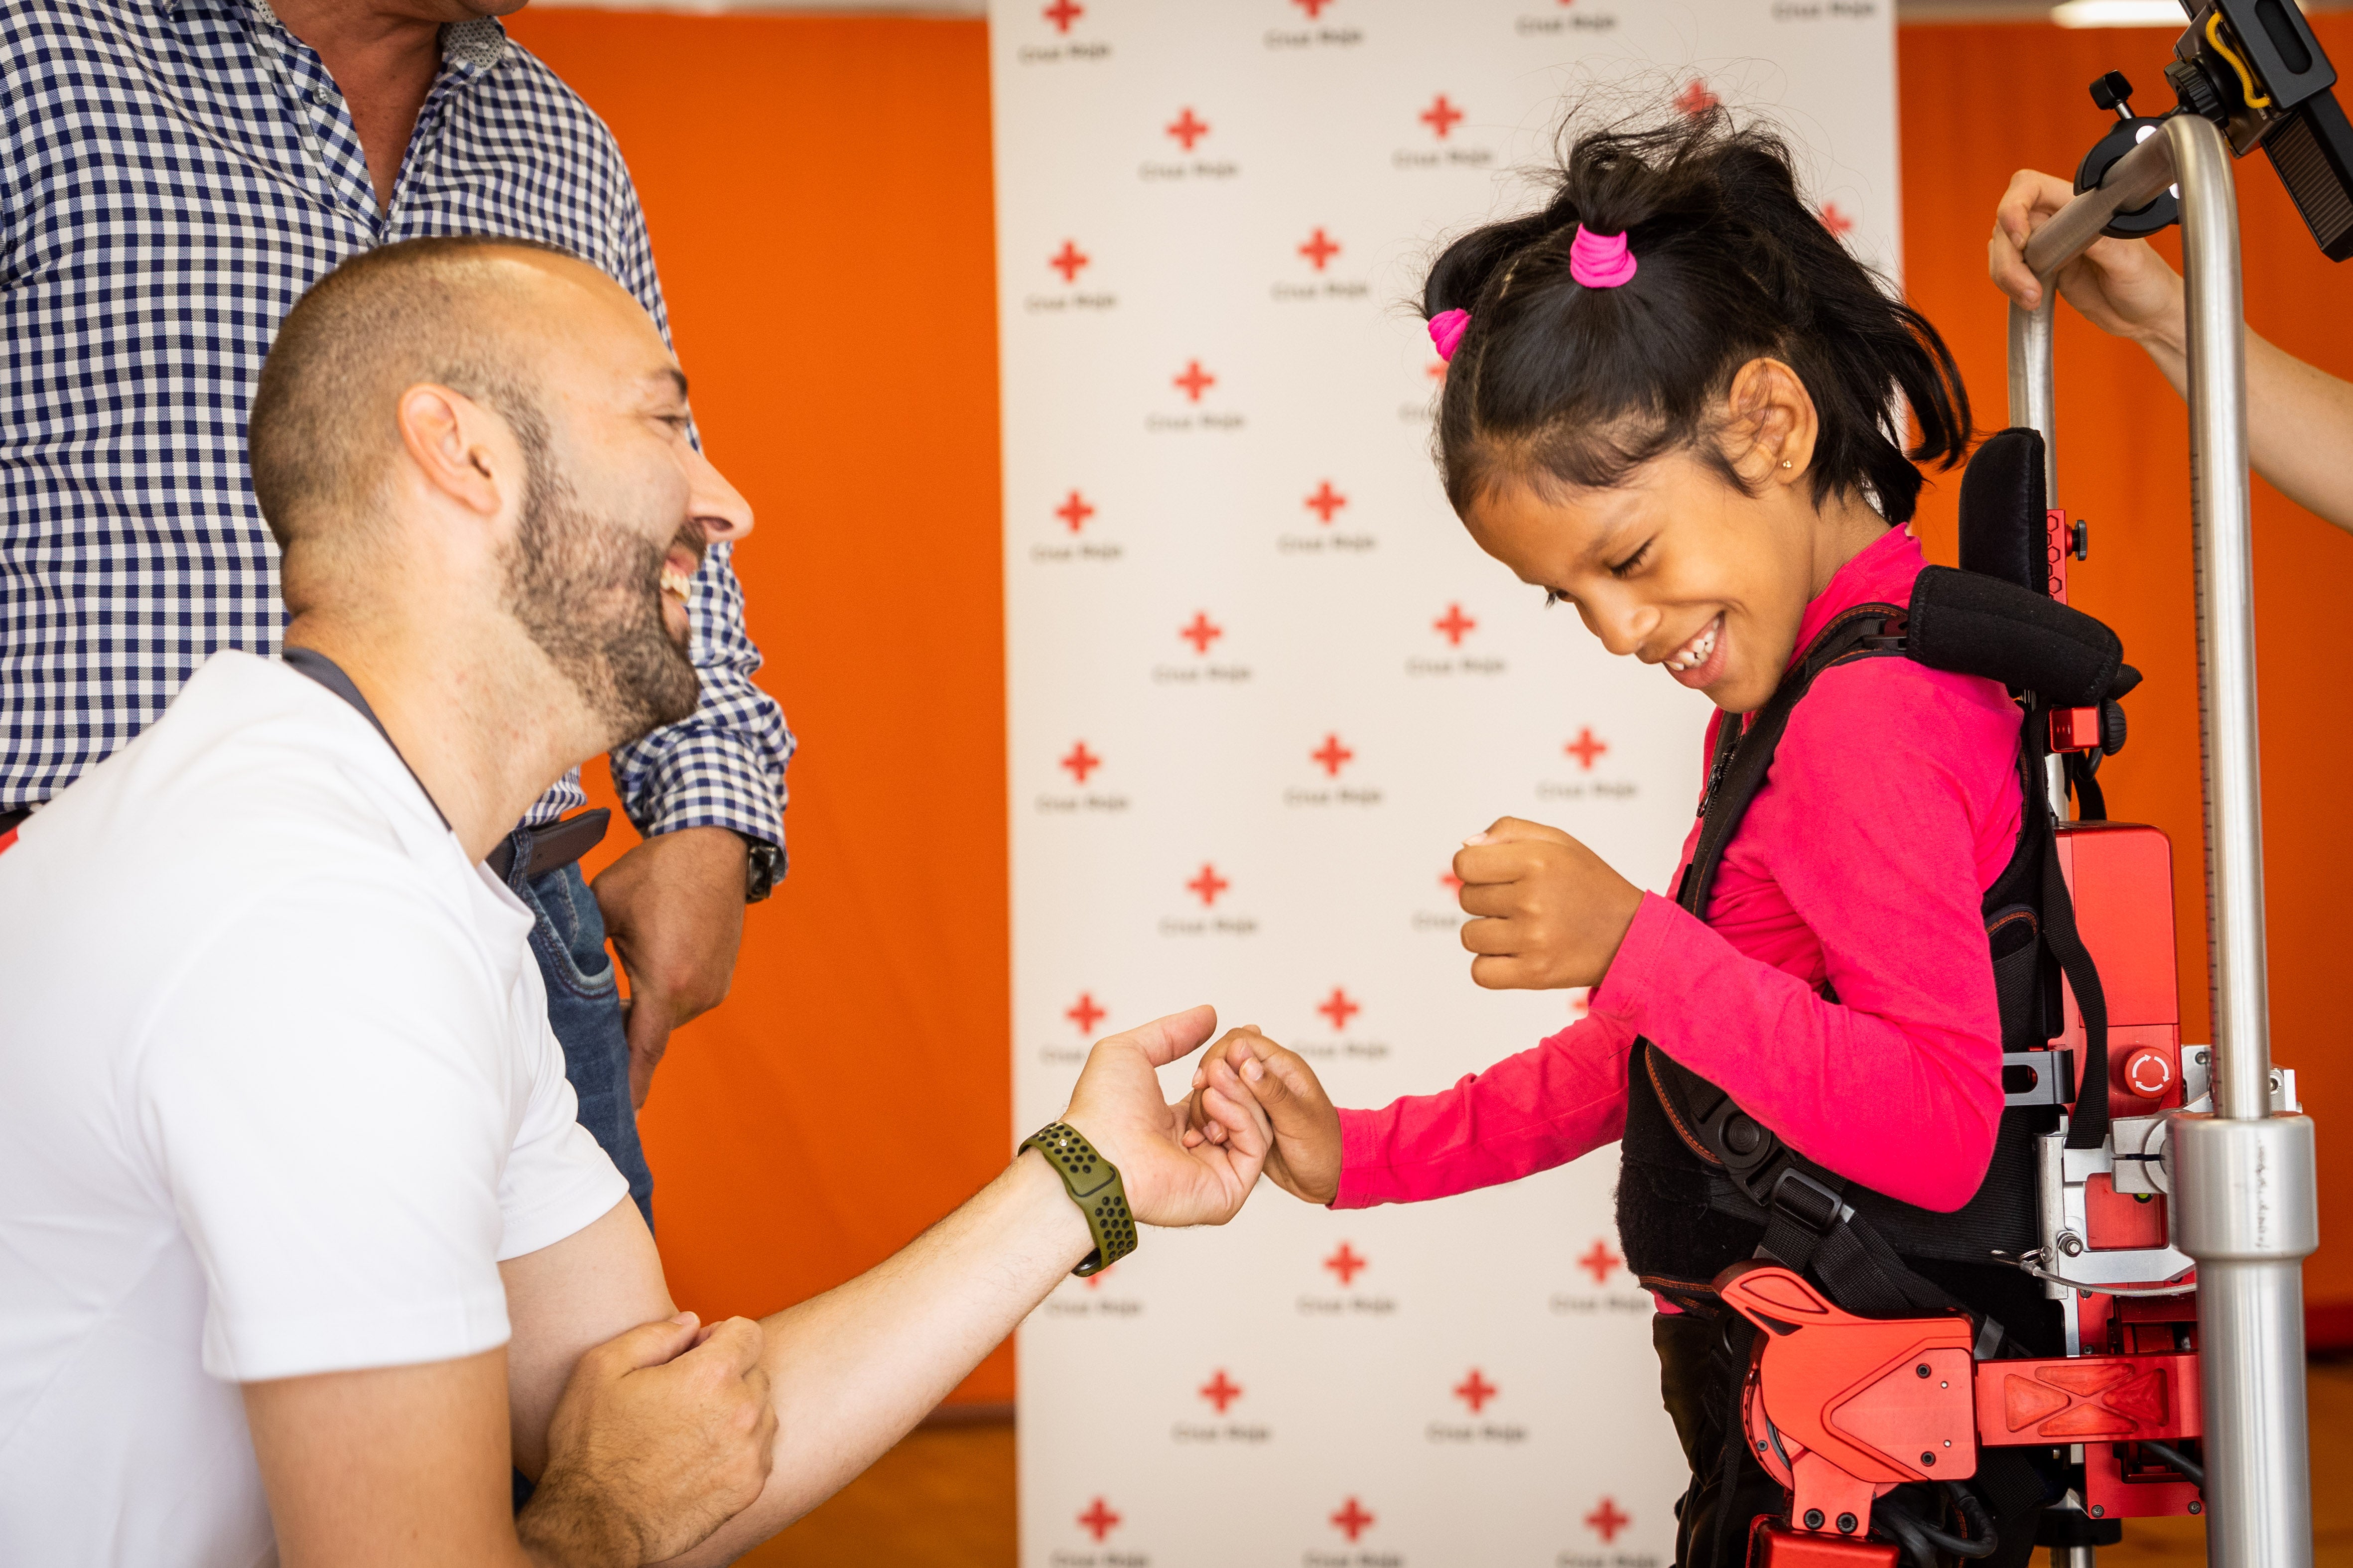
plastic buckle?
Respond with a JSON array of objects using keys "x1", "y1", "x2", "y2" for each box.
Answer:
[{"x1": 1769, "y1": 1168, "x2": 1849, "y2": 1236}]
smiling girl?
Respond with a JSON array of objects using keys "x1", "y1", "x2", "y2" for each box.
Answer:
[{"x1": 1188, "y1": 113, "x2": 2059, "y2": 1565}]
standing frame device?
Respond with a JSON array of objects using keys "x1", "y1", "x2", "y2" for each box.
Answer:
[
  {"x1": 2013, "y1": 6, "x2": 2329, "y2": 1563},
  {"x1": 1708, "y1": 5, "x2": 2325, "y2": 1566}
]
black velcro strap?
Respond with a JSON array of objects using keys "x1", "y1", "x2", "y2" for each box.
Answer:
[{"x1": 2044, "y1": 843, "x2": 2114, "y2": 1151}]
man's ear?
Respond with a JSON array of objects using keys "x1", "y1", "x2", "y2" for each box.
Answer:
[
  {"x1": 1723, "y1": 357, "x2": 1820, "y2": 488},
  {"x1": 394, "y1": 383, "x2": 510, "y2": 521}
]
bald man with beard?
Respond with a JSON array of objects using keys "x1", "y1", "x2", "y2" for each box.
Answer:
[{"x1": 0, "y1": 237, "x2": 1274, "y2": 1568}]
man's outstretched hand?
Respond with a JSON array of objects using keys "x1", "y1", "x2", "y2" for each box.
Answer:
[{"x1": 1060, "y1": 1006, "x2": 1272, "y2": 1227}]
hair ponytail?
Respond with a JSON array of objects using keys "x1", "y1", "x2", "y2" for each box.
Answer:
[{"x1": 1423, "y1": 107, "x2": 1968, "y2": 525}]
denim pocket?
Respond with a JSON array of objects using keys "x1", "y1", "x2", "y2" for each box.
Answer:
[{"x1": 521, "y1": 863, "x2": 618, "y2": 1000}]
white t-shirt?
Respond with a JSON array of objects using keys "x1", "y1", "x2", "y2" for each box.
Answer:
[{"x1": 0, "y1": 651, "x2": 629, "y2": 1568}]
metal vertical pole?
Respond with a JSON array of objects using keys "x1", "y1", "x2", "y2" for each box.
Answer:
[
  {"x1": 2014, "y1": 114, "x2": 2319, "y2": 1568},
  {"x1": 2158, "y1": 110, "x2": 2320, "y2": 1568},
  {"x1": 2007, "y1": 294, "x2": 2072, "y2": 820}
]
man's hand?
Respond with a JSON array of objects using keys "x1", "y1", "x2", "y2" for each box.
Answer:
[
  {"x1": 1455, "y1": 817, "x2": 1642, "y2": 990},
  {"x1": 1989, "y1": 166, "x2": 2186, "y2": 352},
  {"x1": 522, "y1": 1312, "x2": 777, "y2": 1568},
  {"x1": 590, "y1": 826, "x2": 751, "y2": 1109},
  {"x1": 1060, "y1": 1005, "x2": 1271, "y2": 1227},
  {"x1": 1182, "y1": 1029, "x2": 1343, "y2": 1205}
]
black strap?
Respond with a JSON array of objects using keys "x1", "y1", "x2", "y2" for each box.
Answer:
[
  {"x1": 2045, "y1": 842, "x2": 2114, "y2": 1151},
  {"x1": 282, "y1": 646, "x2": 451, "y2": 832},
  {"x1": 1709, "y1": 1315, "x2": 1758, "y2": 1568}
]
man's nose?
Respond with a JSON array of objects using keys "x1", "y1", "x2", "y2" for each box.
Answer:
[{"x1": 684, "y1": 443, "x2": 754, "y2": 545}]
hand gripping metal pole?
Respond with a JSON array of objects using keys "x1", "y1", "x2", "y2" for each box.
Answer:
[{"x1": 2014, "y1": 114, "x2": 2319, "y2": 1568}]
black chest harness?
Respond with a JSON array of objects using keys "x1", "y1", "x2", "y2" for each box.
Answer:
[{"x1": 1616, "y1": 433, "x2": 2141, "y2": 1354}]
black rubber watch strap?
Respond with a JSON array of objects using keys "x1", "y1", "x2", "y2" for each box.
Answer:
[{"x1": 1018, "y1": 1122, "x2": 1137, "y2": 1276}]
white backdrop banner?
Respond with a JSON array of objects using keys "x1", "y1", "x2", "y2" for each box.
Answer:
[{"x1": 991, "y1": 4, "x2": 1898, "y2": 1564}]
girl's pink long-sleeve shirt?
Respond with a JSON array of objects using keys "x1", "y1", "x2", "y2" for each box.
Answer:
[{"x1": 1334, "y1": 526, "x2": 2022, "y2": 1216}]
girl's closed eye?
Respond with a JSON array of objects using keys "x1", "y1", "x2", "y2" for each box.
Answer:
[
  {"x1": 1543, "y1": 588, "x2": 1570, "y2": 609},
  {"x1": 1608, "y1": 540, "x2": 1654, "y2": 579}
]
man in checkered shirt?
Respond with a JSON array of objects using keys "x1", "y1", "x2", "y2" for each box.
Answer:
[{"x1": 0, "y1": 0, "x2": 794, "y2": 1225}]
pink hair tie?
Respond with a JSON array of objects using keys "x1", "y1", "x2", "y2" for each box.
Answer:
[
  {"x1": 1569, "y1": 225, "x2": 1638, "y2": 289},
  {"x1": 1427, "y1": 307, "x2": 1470, "y2": 362}
]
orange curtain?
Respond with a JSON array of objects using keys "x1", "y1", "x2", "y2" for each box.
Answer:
[{"x1": 507, "y1": 13, "x2": 2353, "y2": 1386}]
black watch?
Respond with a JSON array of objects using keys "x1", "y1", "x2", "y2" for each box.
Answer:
[{"x1": 737, "y1": 833, "x2": 782, "y2": 904}]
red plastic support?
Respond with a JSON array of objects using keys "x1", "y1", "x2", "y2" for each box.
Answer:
[
  {"x1": 1750, "y1": 1518, "x2": 1900, "y2": 1566},
  {"x1": 2049, "y1": 705, "x2": 2104, "y2": 753}
]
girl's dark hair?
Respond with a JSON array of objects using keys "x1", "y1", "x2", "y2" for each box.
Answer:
[{"x1": 1423, "y1": 107, "x2": 1968, "y2": 524}]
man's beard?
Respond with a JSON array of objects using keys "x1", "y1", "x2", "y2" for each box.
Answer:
[{"x1": 501, "y1": 461, "x2": 701, "y2": 747}]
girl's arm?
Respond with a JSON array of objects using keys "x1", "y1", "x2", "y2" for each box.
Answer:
[
  {"x1": 1594, "y1": 660, "x2": 2013, "y2": 1212},
  {"x1": 1330, "y1": 1013, "x2": 1635, "y2": 1208}
]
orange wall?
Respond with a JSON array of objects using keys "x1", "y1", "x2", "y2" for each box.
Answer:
[
  {"x1": 503, "y1": 12, "x2": 1017, "y2": 1400},
  {"x1": 506, "y1": 11, "x2": 2353, "y2": 1389}
]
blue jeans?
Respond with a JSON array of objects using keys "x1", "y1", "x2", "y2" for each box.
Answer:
[{"x1": 499, "y1": 838, "x2": 655, "y2": 1230}]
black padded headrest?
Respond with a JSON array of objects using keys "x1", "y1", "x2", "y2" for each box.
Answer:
[
  {"x1": 1957, "y1": 428, "x2": 2050, "y2": 596},
  {"x1": 1909, "y1": 565, "x2": 2131, "y2": 708}
]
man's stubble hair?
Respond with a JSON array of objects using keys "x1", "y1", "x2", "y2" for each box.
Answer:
[{"x1": 500, "y1": 396, "x2": 702, "y2": 745}]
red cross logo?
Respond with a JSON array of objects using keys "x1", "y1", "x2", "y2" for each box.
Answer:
[
  {"x1": 1315, "y1": 986, "x2": 1360, "y2": 1032},
  {"x1": 1059, "y1": 741, "x2": 1101, "y2": 784},
  {"x1": 1199, "y1": 1369, "x2": 1243, "y2": 1414},
  {"x1": 1298, "y1": 226, "x2": 1341, "y2": 271},
  {"x1": 1331, "y1": 1498, "x2": 1376, "y2": 1543},
  {"x1": 1440, "y1": 868, "x2": 1463, "y2": 895},
  {"x1": 1178, "y1": 611, "x2": 1223, "y2": 654},
  {"x1": 1187, "y1": 863, "x2": 1230, "y2": 907},
  {"x1": 1676, "y1": 79, "x2": 1719, "y2": 118},
  {"x1": 1420, "y1": 94, "x2": 1465, "y2": 139},
  {"x1": 1433, "y1": 602, "x2": 1477, "y2": 646},
  {"x1": 1323, "y1": 1242, "x2": 1367, "y2": 1285},
  {"x1": 1065, "y1": 991, "x2": 1107, "y2": 1034},
  {"x1": 1084, "y1": 1261, "x2": 1115, "y2": 1290},
  {"x1": 1303, "y1": 480, "x2": 1347, "y2": 524},
  {"x1": 1054, "y1": 489, "x2": 1095, "y2": 533},
  {"x1": 1578, "y1": 1237, "x2": 1623, "y2": 1285},
  {"x1": 1043, "y1": 0, "x2": 1084, "y2": 34},
  {"x1": 1309, "y1": 733, "x2": 1354, "y2": 778},
  {"x1": 1819, "y1": 202, "x2": 1854, "y2": 238},
  {"x1": 1429, "y1": 357, "x2": 1448, "y2": 383},
  {"x1": 1293, "y1": 0, "x2": 1334, "y2": 16},
  {"x1": 1077, "y1": 1497, "x2": 1121, "y2": 1541},
  {"x1": 1565, "y1": 727, "x2": 1608, "y2": 771},
  {"x1": 1172, "y1": 359, "x2": 1216, "y2": 402},
  {"x1": 1585, "y1": 1497, "x2": 1632, "y2": 1543},
  {"x1": 1048, "y1": 239, "x2": 1090, "y2": 282},
  {"x1": 1453, "y1": 1368, "x2": 1498, "y2": 1414},
  {"x1": 1166, "y1": 107, "x2": 1210, "y2": 151}
]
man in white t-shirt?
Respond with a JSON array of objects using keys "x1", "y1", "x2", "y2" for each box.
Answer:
[{"x1": 0, "y1": 237, "x2": 1273, "y2": 1568}]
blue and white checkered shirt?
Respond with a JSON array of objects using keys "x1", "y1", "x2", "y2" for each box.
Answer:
[{"x1": 0, "y1": 0, "x2": 794, "y2": 849}]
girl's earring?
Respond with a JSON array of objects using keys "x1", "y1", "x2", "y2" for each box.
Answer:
[{"x1": 1780, "y1": 459, "x2": 1793, "y2": 469}]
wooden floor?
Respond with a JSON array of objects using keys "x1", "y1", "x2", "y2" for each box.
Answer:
[{"x1": 737, "y1": 1363, "x2": 2353, "y2": 1566}]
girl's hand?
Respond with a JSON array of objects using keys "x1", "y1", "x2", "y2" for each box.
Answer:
[
  {"x1": 1182, "y1": 1028, "x2": 1342, "y2": 1205},
  {"x1": 1989, "y1": 166, "x2": 2187, "y2": 355},
  {"x1": 1454, "y1": 817, "x2": 1643, "y2": 990}
]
